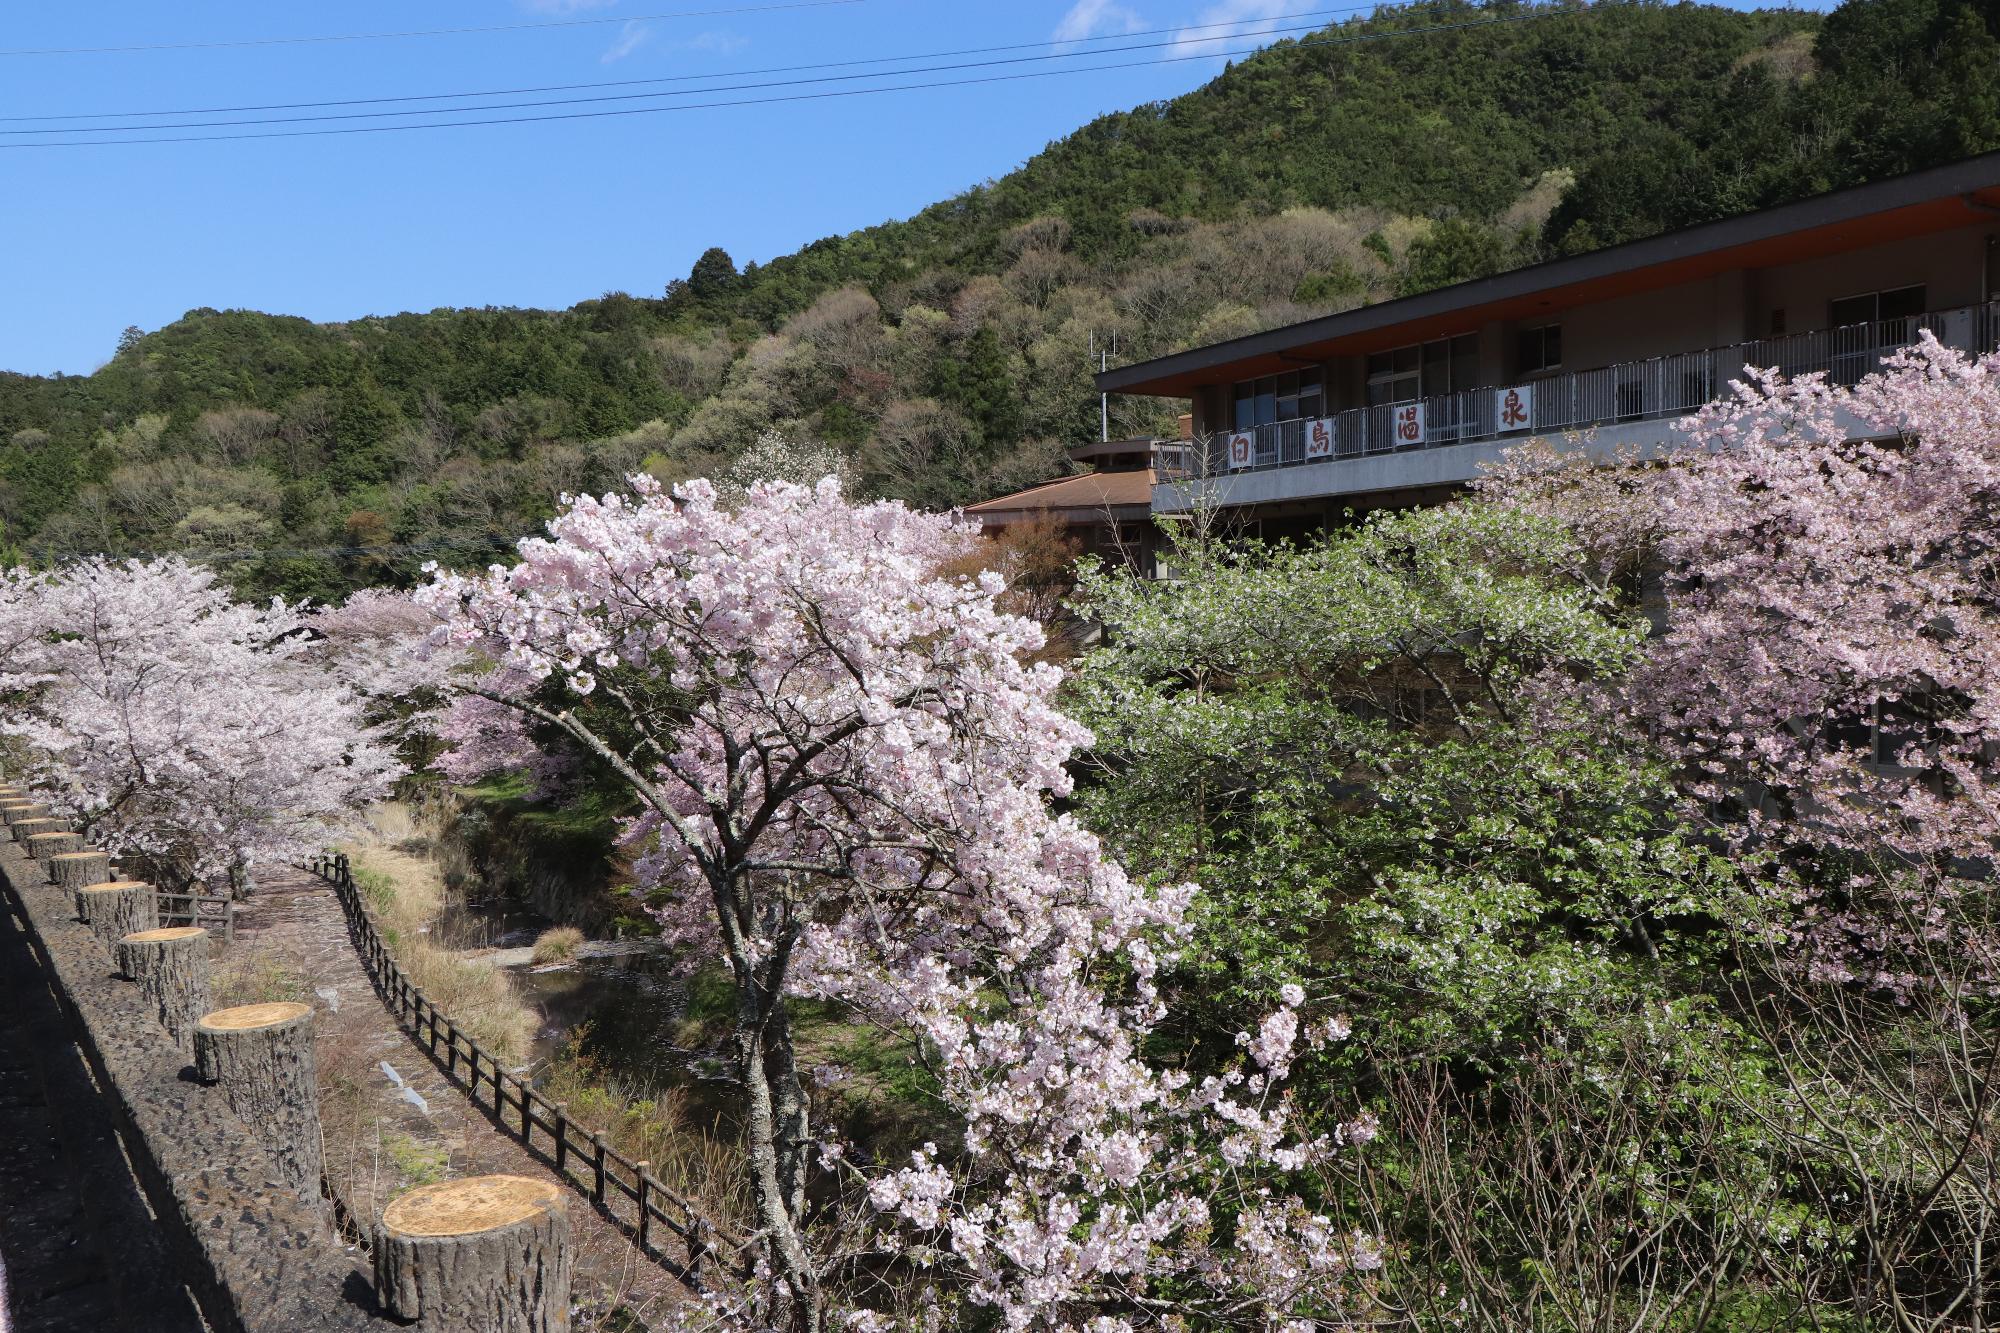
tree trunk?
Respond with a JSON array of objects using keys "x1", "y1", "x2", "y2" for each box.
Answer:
[
  {"x1": 116, "y1": 926, "x2": 210, "y2": 1054},
  {"x1": 10, "y1": 817, "x2": 65, "y2": 844},
  {"x1": 50, "y1": 850, "x2": 112, "y2": 896},
  {"x1": 0, "y1": 802, "x2": 49, "y2": 827},
  {"x1": 195, "y1": 1002, "x2": 326, "y2": 1215},
  {"x1": 25, "y1": 830, "x2": 83, "y2": 863},
  {"x1": 373, "y1": 1176, "x2": 571, "y2": 1333},
  {"x1": 735, "y1": 994, "x2": 821, "y2": 1333},
  {"x1": 80, "y1": 881, "x2": 158, "y2": 948}
]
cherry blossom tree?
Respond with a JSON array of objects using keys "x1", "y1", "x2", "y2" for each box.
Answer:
[
  {"x1": 0, "y1": 557, "x2": 401, "y2": 895},
  {"x1": 1486, "y1": 333, "x2": 2000, "y2": 989},
  {"x1": 416, "y1": 475, "x2": 1376, "y2": 1330}
]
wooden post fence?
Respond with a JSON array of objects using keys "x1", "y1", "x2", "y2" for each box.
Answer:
[{"x1": 298, "y1": 852, "x2": 738, "y2": 1286}]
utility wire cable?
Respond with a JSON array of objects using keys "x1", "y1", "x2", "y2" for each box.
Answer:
[
  {"x1": 0, "y1": 0, "x2": 868, "y2": 59},
  {"x1": 0, "y1": 16, "x2": 1367, "y2": 136},
  {"x1": 0, "y1": 8, "x2": 1582, "y2": 148},
  {"x1": 0, "y1": 4, "x2": 1383, "y2": 123}
]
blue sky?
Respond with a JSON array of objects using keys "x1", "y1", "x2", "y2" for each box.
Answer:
[{"x1": 0, "y1": 1, "x2": 1816, "y2": 376}]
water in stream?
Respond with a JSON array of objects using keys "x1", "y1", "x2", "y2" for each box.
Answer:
[{"x1": 442, "y1": 886, "x2": 723, "y2": 1103}]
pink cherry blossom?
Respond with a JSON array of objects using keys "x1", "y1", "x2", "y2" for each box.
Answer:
[
  {"x1": 0, "y1": 557, "x2": 401, "y2": 894},
  {"x1": 415, "y1": 475, "x2": 1369, "y2": 1329}
]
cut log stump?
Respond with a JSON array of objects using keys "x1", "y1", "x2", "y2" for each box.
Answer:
[
  {"x1": 25, "y1": 830, "x2": 82, "y2": 862},
  {"x1": 0, "y1": 802, "x2": 48, "y2": 826},
  {"x1": 10, "y1": 817, "x2": 64, "y2": 844},
  {"x1": 50, "y1": 851, "x2": 112, "y2": 896},
  {"x1": 116, "y1": 926, "x2": 209, "y2": 1053},
  {"x1": 80, "y1": 881, "x2": 158, "y2": 945},
  {"x1": 374, "y1": 1176, "x2": 571, "y2": 1333},
  {"x1": 194, "y1": 1002, "x2": 327, "y2": 1215}
]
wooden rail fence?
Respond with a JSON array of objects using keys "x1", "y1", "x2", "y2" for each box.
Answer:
[
  {"x1": 153, "y1": 886, "x2": 234, "y2": 941},
  {"x1": 301, "y1": 852, "x2": 737, "y2": 1288}
]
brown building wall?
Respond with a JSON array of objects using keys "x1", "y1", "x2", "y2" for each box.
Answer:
[{"x1": 1187, "y1": 224, "x2": 1999, "y2": 435}]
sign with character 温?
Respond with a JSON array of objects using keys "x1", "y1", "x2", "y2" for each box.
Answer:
[{"x1": 1392, "y1": 402, "x2": 1426, "y2": 447}]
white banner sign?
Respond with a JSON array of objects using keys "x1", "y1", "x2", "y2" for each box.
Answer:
[
  {"x1": 1391, "y1": 401, "x2": 1426, "y2": 448},
  {"x1": 1226, "y1": 431, "x2": 1255, "y2": 469},
  {"x1": 1493, "y1": 384, "x2": 1535, "y2": 433},
  {"x1": 1304, "y1": 416, "x2": 1335, "y2": 460}
]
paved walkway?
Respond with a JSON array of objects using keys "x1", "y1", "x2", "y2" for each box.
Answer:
[
  {"x1": 229, "y1": 865, "x2": 684, "y2": 1326},
  {"x1": 0, "y1": 889, "x2": 204, "y2": 1333}
]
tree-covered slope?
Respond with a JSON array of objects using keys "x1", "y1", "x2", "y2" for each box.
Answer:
[{"x1": 4, "y1": 0, "x2": 1996, "y2": 597}]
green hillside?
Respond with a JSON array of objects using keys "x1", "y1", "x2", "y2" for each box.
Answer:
[{"x1": 3, "y1": 0, "x2": 1996, "y2": 598}]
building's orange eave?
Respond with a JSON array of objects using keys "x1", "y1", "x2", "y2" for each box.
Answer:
[{"x1": 965, "y1": 469, "x2": 1157, "y2": 518}]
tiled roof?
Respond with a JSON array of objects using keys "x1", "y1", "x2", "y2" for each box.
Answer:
[{"x1": 964, "y1": 469, "x2": 1155, "y2": 516}]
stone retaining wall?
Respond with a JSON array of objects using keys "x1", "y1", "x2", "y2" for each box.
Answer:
[{"x1": 0, "y1": 838, "x2": 387, "y2": 1333}]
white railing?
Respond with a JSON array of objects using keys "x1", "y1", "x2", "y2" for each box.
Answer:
[{"x1": 1176, "y1": 300, "x2": 2000, "y2": 479}]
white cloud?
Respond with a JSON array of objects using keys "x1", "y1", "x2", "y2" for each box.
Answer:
[
  {"x1": 601, "y1": 19, "x2": 653, "y2": 62},
  {"x1": 683, "y1": 29, "x2": 750, "y2": 55},
  {"x1": 1053, "y1": 0, "x2": 1147, "y2": 45},
  {"x1": 1170, "y1": 0, "x2": 1293, "y2": 59}
]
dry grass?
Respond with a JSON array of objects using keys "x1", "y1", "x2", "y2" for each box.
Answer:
[
  {"x1": 209, "y1": 954, "x2": 312, "y2": 1009},
  {"x1": 540, "y1": 1027, "x2": 747, "y2": 1228},
  {"x1": 341, "y1": 806, "x2": 537, "y2": 1065},
  {"x1": 532, "y1": 925, "x2": 586, "y2": 964}
]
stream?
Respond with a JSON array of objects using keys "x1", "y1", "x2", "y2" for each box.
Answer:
[{"x1": 437, "y1": 885, "x2": 725, "y2": 1107}]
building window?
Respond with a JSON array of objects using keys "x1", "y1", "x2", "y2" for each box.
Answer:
[
  {"x1": 1232, "y1": 367, "x2": 1323, "y2": 428},
  {"x1": 1830, "y1": 284, "x2": 1926, "y2": 329},
  {"x1": 1829, "y1": 285, "x2": 1927, "y2": 384},
  {"x1": 1366, "y1": 333, "x2": 1478, "y2": 406},
  {"x1": 1516, "y1": 324, "x2": 1562, "y2": 374}
]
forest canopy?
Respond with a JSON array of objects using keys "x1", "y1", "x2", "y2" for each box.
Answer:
[{"x1": 4, "y1": 0, "x2": 1997, "y2": 599}]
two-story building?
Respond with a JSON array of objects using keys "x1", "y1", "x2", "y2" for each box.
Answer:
[{"x1": 1096, "y1": 151, "x2": 2000, "y2": 537}]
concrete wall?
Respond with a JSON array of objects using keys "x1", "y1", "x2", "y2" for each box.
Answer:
[
  {"x1": 1156, "y1": 407, "x2": 1885, "y2": 513},
  {"x1": 0, "y1": 839, "x2": 385, "y2": 1333}
]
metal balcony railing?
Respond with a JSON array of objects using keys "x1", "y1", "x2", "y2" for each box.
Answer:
[{"x1": 1172, "y1": 300, "x2": 2000, "y2": 480}]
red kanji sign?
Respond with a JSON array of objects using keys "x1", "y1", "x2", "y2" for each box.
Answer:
[
  {"x1": 1494, "y1": 385, "x2": 1535, "y2": 432},
  {"x1": 1393, "y1": 402, "x2": 1426, "y2": 446},
  {"x1": 1304, "y1": 417, "x2": 1334, "y2": 459}
]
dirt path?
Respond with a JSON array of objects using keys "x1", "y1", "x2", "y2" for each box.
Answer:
[{"x1": 227, "y1": 865, "x2": 685, "y2": 1329}]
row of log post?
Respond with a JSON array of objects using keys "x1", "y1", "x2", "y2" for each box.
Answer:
[{"x1": 0, "y1": 780, "x2": 572, "y2": 1331}]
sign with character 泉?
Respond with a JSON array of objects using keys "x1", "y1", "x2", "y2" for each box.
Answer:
[
  {"x1": 1304, "y1": 417, "x2": 1335, "y2": 460},
  {"x1": 1494, "y1": 384, "x2": 1535, "y2": 433}
]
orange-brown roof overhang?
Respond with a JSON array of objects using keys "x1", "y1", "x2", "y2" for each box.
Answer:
[
  {"x1": 964, "y1": 469, "x2": 1156, "y2": 519},
  {"x1": 1097, "y1": 152, "x2": 2000, "y2": 398}
]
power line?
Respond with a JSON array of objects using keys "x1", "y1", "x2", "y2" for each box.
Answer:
[
  {"x1": 0, "y1": 8, "x2": 1582, "y2": 149},
  {"x1": 0, "y1": 15, "x2": 1373, "y2": 137},
  {"x1": 0, "y1": 0, "x2": 869, "y2": 59},
  {"x1": 0, "y1": 5, "x2": 1382, "y2": 124}
]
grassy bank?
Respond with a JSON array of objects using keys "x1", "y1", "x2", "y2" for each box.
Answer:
[
  {"x1": 343, "y1": 803, "x2": 536, "y2": 1064},
  {"x1": 342, "y1": 801, "x2": 747, "y2": 1227}
]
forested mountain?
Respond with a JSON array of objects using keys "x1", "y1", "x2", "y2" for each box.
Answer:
[{"x1": 4, "y1": 0, "x2": 1997, "y2": 599}]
